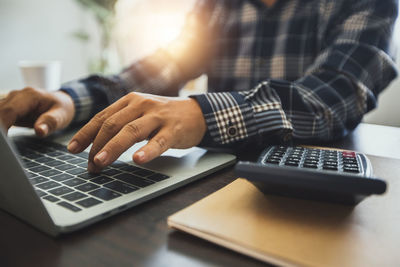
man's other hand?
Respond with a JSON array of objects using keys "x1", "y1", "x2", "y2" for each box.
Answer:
[
  {"x1": 67, "y1": 92, "x2": 207, "y2": 172},
  {"x1": 0, "y1": 87, "x2": 75, "y2": 136}
]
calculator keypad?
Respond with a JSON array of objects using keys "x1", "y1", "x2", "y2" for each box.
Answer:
[{"x1": 262, "y1": 146, "x2": 360, "y2": 174}]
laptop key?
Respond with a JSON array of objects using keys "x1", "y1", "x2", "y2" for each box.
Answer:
[
  {"x1": 22, "y1": 158, "x2": 32, "y2": 163},
  {"x1": 76, "y1": 198, "x2": 102, "y2": 208},
  {"x1": 104, "y1": 181, "x2": 138, "y2": 194},
  {"x1": 147, "y1": 173, "x2": 170, "y2": 182},
  {"x1": 29, "y1": 165, "x2": 51, "y2": 173},
  {"x1": 25, "y1": 153, "x2": 43, "y2": 159},
  {"x1": 102, "y1": 169, "x2": 122, "y2": 177},
  {"x1": 57, "y1": 155, "x2": 75, "y2": 161},
  {"x1": 35, "y1": 156, "x2": 54, "y2": 163},
  {"x1": 58, "y1": 201, "x2": 82, "y2": 212},
  {"x1": 62, "y1": 192, "x2": 87, "y2": 201},
  {"x1": 89, "y1": 188, "x2": 121, "y2": 201},
  {"x1": 90, "y1": 176, "x2": 114, "y2": 185},
  {"x1": 74, "y1": 152, "x2": 89, "y2": 159},
  {"x1": 40, "y1": 169, "x2": 63, "y2": 177},
  {"x1": 65, "y1": 167, "x2": 86, "y2": 175},
  {"x1": 78, "y1": 172, "x2": 101, "y2": 180},
  {"x1": 47, "y1": 151, "x2": 64, "y2": 157},
  {"x1": 118, "y1": 165, "x2": 142, "y2": 172},
  {"x1": 51, "y1": 173, "x2": 74, "y2": 182},
  {"x1": 54, "y1": 164, "x2": 76, "y2": 171},
  {"x1": 133, "y1": 169, "x2": 155, "y2": 177},
  {"x1": 27, "y1": 172, "x2": 39, "y2": 178},
  {"x1": 30, "y1": 176, "x2": 49, "y2": 185},
  {"x1": 75, "y1": 183, "x2": 100, "y2": 192},
  {"x1": 77, "y1": 162, "x2": 89, "y2": 168},
  {"x1": 67, "y1": 158, "x2": 84, "y2": 164},
  {"x1": 63, "y1": 178, "x2": 86, "y2": 187},
  {"x1": 36, "y1": 190, "x2": 47, "y2": 197},
  {"x1": 43, "y1": 195, "x2": 60, "y2": 202},
  {"x1": 36, "y1": 181, "x2": 61, "y2": 190},
  {"x1": 24, "y1": 161, "x2": 40, "y2": 168},
  {"x1": 48, "y1": 186, "x2": 74, "y2": 196},
  {"x1": 45, "y1": 160, "x2": 65, "y2": 167},
  {"x1": 115, "y1": 173, "x2": 154, "y2": 188}
]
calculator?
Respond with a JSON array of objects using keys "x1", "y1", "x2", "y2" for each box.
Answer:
[{"x1": 234, "y1": 146, "x2": 387, "y2": 205}]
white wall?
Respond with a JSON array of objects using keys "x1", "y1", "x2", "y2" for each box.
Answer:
[{"x1": 0, "y1": 0, "x2": 98, "y2": 90}]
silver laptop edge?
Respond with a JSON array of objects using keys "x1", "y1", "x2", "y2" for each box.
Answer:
[
  {"x1": 0, "y1": 128, "x2": 236, "y2": 236},
  {"x1": 0, "y1": 129, "x2": 59, "y2": 236}
]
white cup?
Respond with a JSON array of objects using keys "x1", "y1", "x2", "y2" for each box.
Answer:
[{"x1": 18, "y1": 61, "x2": 61, "y2": 91}]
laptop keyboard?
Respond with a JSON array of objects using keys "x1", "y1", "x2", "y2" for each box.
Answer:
[{"x1": 14, "y1": 138, "x2": 170, "y2": 212}]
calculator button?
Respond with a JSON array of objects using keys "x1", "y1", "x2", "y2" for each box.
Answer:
[
  {"x1": 304, "y1": 160, "x2": 319, "y2": 165},
  {"x1": 303, "y1": 163, "x2": 318, "y2": 168},
  {"x1": 269, "y1": 155, "x2": 282, "y2": 161},
  {"x1": 323, "y1": 165, "x2": 338, "y2": 170},
  {"x1": 342, "y1": 151, "x2": 356, "y2": 158},
  {"x1": 305, "y1": 156, "x2": 319, "y2": 161},
  {"x1": 271, "y1": 153, "x2": 284, "y2": 158},
  {"x1": 265, "y1": 159, "x2": 280, "y2": 164},
  {"x1": 344, "y1": 167, "x2": 360, "y2": 173},
  {"x1": 285, "y1": 161, "x2": 299, "y2": 167},
  {"x1": 343, "y1": 158, "x2": 357, "y2": 163}
]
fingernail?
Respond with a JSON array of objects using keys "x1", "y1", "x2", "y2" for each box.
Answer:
[
  {"x1": 38, "y1": 124, "x2": 48, "y2": 136},
  {"x1": 67, "y1": 140, "x2": 79, "y2": 153},
  {"x1": 95, "y1": 151, "x2": 108, "y2": 165},
  {"x1": 136, "y1": 151, "x2": 145, "y2": 161}
]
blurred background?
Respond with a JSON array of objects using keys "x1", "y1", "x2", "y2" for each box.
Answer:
[{"x1": 0, "y1": 0, "x2": 398, "y2": 127}]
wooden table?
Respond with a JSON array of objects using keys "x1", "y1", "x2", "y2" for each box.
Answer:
[{"x1": 0, "y1": 123, "x2": 399, "y2": 267}]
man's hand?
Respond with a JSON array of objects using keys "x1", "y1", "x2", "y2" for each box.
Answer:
[
  {"x1": 67, "y1": 92, "x2": 207, "y2": 172},
  {"x1": 0, "y1": 87, "x2": 75, "y2": 136}
]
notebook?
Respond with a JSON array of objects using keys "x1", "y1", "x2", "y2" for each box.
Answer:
[
  {"x1": 168, "y1": 156, "x2": 400, "y2": 267},
  {"x1": 0, "y1": 127, "x2": 235, "y2": 236}
]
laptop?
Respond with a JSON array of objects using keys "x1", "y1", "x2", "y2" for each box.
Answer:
[{"x1": 0, "y1": 127, "x2": 236, "y2": 236}]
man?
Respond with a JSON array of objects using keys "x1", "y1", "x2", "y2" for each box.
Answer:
[{"x1": 0, "y1": 0, "x2": 397, "y2": 173}]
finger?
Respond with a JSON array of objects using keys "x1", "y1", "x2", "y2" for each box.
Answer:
[
  {"x1": 133, "y1": 129, "x2": 174, "y2": 164},
  {"x1": 68, "y1": 98, "x2": 129, "y2": 154},
  {"x1": 33, "y1": 105, "x2": 70, "y2": 137},
  {"x1": 0, "y1": 93, "x2": 39, "y2": 130},
  {"x1": 90, "y1": 116, "x2": 161, "y2": 171},
  {"x1": 88, "y1": 106, "x2": 143, "y2": 163},
  {"x1": 0, "y1": 105, "x2": 18, "y2": 131}
]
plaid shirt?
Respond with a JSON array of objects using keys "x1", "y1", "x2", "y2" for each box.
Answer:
[{"x1": 61, "y1": 0, "x2": 398, "y2": 149}]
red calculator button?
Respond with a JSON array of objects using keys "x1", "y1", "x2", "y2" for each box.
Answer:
[{"x1": 342, "y1": 151, "x2": 356, "y2": 158}]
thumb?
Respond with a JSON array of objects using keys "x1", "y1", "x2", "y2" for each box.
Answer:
[{"x1": 34, "y1": 107, "x2": 67, "y2": 137}]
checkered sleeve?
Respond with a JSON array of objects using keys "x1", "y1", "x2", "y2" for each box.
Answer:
[
  {"x1": 193, "y1": 0, "x2": 397, "y2": 147},
  {"x1": 60, "y1": 0, "x2": 219, "y2": 124}
]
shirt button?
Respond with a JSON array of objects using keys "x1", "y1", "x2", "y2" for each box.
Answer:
[{"x1": 227, "y1": 126, "x2": 237, "y2": 137}]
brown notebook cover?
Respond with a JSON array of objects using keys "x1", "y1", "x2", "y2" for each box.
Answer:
[{"x1": 167, "y1": 156, "x2": 400, "y2": 267}]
